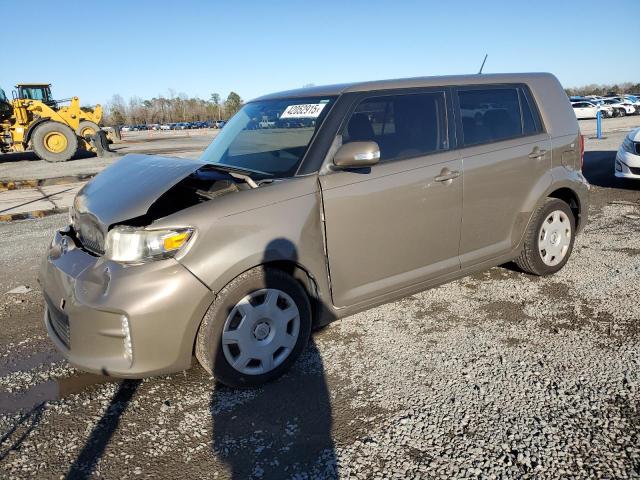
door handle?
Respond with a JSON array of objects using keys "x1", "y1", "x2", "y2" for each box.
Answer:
[
  {"x1": 434, "y1": 169, "x2": 461, "y2": 182},
  {"x1": 528, "y1": 148, "x2": 547, "y2": 159}
]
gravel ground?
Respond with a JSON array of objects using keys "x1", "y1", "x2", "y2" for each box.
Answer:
[{"x1": 0, "y1": 126, "x2": 639, "y2": 479}]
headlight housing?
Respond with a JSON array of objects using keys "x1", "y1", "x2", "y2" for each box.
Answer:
[
  {"x1": 104, "y1": 226, "x2": 194, "y2": 263},
  {"x1": 622, "y1": 136, "x2": 636, "y2": 154}
]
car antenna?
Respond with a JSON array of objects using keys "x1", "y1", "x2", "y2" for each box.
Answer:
[{"x1": 478, "y1": 54, "x2": 488, "y2": 74}]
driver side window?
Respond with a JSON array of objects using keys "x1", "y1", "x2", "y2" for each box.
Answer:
[{"x1": 342, "y1": 91, "x2": 448, "y2": 163}]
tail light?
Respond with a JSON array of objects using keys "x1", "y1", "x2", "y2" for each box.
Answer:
[{"x1": 579, "y1": 134, "x2": 584, "y2": 170}]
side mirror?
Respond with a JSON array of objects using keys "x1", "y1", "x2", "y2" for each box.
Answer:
[{"x1": 333, "y1": 141, "x2": 380, "y2": 168}]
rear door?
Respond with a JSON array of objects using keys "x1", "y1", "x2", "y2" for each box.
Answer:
[
  {"x1": 320, "y1": 89, "x2": 462, "y2": 307},
  {"x1": 454, "y1": 84, "x2": 551, "y2": 267}
]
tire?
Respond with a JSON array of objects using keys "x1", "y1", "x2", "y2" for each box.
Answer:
[
  {"x1": 195, "y1": 267, "x2": 312, "y2": 388},
  {"x1": 76, "y1": 120, "x2": 101, "y2": 140},
  {"x1": 619, "y1": 109, "x2": 626, "y2": 117},
  {"x1": 514, "y1": 198, "x2": 576, "y2": 276},
  {"x1": 31, "y1": 122, "x2": 78, "y2": 162}
]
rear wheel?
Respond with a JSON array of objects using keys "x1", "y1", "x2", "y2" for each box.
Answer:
[
  {"x1": 32, "y1": 122, "x2": 78, "y2": 162},
  {"x1": 76, "y1": 120, "x2": 101, "y2": 152},
  {"x1": 76, "y1": 120, "x2": 101, "y2": 140},
  {"x1": 195, "y1": 267, "x2": 312, "y2": 388},
  {"x1": 515, "y1": 198, "x2": 576, "y2": 276}
]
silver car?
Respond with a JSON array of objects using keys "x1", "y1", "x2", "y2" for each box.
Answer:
[{"x1": 40, "y1": 73, "x2": 589, "y2": 387}]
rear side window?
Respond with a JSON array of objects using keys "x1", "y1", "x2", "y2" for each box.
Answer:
[
  {"x1": 458, "y1": 86, "x2": 542, "y2": 146},
  {"x1": 342, "y1": 91, "x2": 448, "y2": 163}
]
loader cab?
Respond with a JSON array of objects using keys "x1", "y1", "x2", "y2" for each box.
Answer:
[
  {"x1": 15, "y1": 83, "x2": 56, "y2": 108},
  {"x1": 0, "y1": 88, "x2": 11, "y2": 121}
]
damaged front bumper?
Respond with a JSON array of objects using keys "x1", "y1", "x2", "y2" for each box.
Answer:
[{"x1": 39, "y1": 228, "x2": 215, "y2": 378}]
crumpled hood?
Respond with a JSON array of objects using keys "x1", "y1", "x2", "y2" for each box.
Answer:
[{"x1": 74, "y1": 154, "x2": 207, "y2": 227}]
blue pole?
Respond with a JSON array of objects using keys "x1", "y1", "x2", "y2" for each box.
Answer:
[{"x1": 596, "y1": 109, "x2": 602, "y2": 139}]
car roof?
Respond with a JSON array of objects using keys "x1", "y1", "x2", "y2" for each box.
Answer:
[{"x1": 253, "y1": 72, "x2": 557, "y2": 101}]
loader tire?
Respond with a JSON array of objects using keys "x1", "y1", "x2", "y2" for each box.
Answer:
[
  {"x1": 32, "y1": 122, "x2": 78, "y2": 162},
  {"x1": 76, "y1": 120, "x2": 101, "y2": 140}
]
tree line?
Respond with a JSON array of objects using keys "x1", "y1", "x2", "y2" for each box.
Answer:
[
  {"x1": 103, "y1": 90, "x2": 243, "y2": 126},
  {"x1": 101, "y1": 81, "x2": 640, "y2": 125},
  {"x1": 564, "y1": 82, "x2": 640, "y2": 97}
]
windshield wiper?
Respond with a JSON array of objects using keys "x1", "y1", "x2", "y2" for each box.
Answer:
[{"x1": 205, "y1": 163, "x2": 272, "y2": 178}]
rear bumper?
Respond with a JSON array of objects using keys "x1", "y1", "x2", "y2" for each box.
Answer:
[{"x1": 39, "y1": 228, "x2": 214, "y2": 378}]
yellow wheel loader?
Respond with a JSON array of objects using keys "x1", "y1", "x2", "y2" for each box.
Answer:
[{"x1": 0, "y1": 84, "x2": 103, "y2": 162}]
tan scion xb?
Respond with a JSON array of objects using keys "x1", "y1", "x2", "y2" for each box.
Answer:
[{"x1": 40, "y1": 73, "x2": 589, "y2": 387}]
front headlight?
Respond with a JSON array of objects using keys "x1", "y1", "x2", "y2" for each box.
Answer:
[
  {"x1": 622, "y1": 136, "x2": 636, "y2": 154},
  {"x1": 104, "y1": 226, "x2": 194, "y2": 263}
]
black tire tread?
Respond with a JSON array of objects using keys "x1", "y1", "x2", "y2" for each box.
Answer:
[
  {"x1": 515, "y1": 198, "x2": 575, "y2": 276},
  {"x1": 195, "y1": 266, "x2": 311, "y2": 388},
  {"x1": 32, "y1": 121, "x2": 78, "y2": 162}
]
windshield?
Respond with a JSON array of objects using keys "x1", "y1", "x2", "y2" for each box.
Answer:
[
  {"x1": 199, "y1": 96, "x2": 336, "y2": 178},
  {"x1": 0, "y1": 89, "x2": 7, "y2": 102}
]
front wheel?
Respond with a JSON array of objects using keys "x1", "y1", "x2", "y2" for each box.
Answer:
[
  {"x1": 515, "y1": 198, "x2": 576, "y2": 276},
  {"x1": 195, "y1": 267, "x2": 312, "y2": 388},
  {"x1": 31, "y1": 122, "x2": 78, "y2": 162}
]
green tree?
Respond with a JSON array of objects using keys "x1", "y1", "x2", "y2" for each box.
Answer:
[
  {"x1": 224, "y1": 91, "x2": 243, "y2": 119},
  {"x1": 210, "y1": 93, "x2": 221, "y2": 120}
]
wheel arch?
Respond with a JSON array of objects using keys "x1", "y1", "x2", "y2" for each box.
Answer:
[
  {"x1": 547, "y1": 187, "x2": 582, "y2": 230},
  {"x1": 23, "y1": 118, "x2": 50, "y2": 145}
]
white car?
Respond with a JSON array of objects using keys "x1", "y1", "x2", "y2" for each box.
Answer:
[
  {"x1": 571, "y1": 101, "x2": 612, "y2": 119},
  {"x1": 121, "y1": 125, "x2": 132, "y2": 132},
  {"x1": 615, "y1": 128, "x2": 640, "y2": 179},
  {"x1": 611, "y1": 97, "x2": 640, "y2": 114},
  {"x1": 602, "y1": 99, "x2": 636, "y2": 116},
  {"x1": 159, "y1": 124, "x2": 171, "y2": 130}
]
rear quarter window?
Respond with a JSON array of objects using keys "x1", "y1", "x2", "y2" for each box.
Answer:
[{"x1": 458, "y1": 86, "x2": 542, "y2": 147}]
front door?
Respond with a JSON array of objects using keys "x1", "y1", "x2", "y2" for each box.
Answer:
[{"x1": 320, "y1": 90, "x2": 462, "y2": 308}]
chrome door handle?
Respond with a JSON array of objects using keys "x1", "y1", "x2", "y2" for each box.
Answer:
[
  {"x1": 528, "y1": 148, "x2": 547, "y2": 159},
  {"x1": 434, "y1": 170, "x2": 461, "y2": 182}
]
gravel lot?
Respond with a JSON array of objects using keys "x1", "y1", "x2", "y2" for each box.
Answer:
[{"x1": 0, "y1": 119, "x2": 639, "y2": 479}]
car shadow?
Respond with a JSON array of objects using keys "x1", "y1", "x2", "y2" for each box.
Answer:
[
  {"x1": 210, "y1": 339, "x2": 336, "y2": 479},
  {"x1": 582, "y1": 150, "x2": 639, "y2": 190},
  {"x1": 210, "y1": 238, "x2": 337, "y2": 478},
  {"x1": 64, "y1": 379, "x2": 141, "y2": 480}
]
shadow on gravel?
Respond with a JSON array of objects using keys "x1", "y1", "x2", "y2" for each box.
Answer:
[
  {"x1": 0, "y1": 402, "x2": 45, "y2": 461},
  {"x1": 210, "y1": 340, "x2": 336, "y2": 479},
  {"x1": 65, "y1": 379, "x2": 141, "y2": 480},
  {"x1": 210, "y1": 239, "x2": 337, "y2": 479},
  {"x1": 583, "y1": 150, "x2": 640, "y2": 191}
]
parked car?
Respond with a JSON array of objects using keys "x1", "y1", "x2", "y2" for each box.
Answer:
[
  {"x1": 610, "y1": 97, "x2": 640, "y2": 114},
  {"x1": 213, "y1": 120, "x2": 226, "y2": 128},
  {"x1": 160, "y1": 124, "x2": 171, "y2": 131},
  {"x1": 572, "y1": 101, "x2": 602, "y2": 119},
  {"x1": 120, "y1": 125, "x2": 132, "y2": 132},
  {"x1": 602, "y1": 99, "x2": 635, "y2": 117},
  {"x1": 40, "y1": 72, "x2": 588, "y2": 387},
  {"x1": 615, "y1": 128, "x2": 640, "y2": 179}
]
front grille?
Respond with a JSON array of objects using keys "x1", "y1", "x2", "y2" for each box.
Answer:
[
  {"x1": 629, "y1": 165, "x2": 640, "y2": 176},
  {"x1": 45, "y1": 294, "x2": 70, "y2": 348},
  {"x1": 635, "y1": 142, "x2": 640, "y2": 156},
  {"x1": 74, "y1": 214, "x2": 105, "y2": 255}
]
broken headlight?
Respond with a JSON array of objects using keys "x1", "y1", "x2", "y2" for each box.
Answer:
[{"x1": 104, "y1": 226, "x2": 194, "y2": 263}]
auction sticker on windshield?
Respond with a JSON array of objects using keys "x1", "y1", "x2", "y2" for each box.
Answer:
[{"x1": 280, "y1": 103, "x2": 327, "y2": 119}]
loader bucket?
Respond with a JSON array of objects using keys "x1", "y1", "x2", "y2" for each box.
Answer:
[{"x1": 90, "y1": 130, "x2": 117, "y2": 157}]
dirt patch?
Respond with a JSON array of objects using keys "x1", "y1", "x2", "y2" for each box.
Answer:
[{"x1": 482, "y1": 300, "x2": 530, "y2": 325}]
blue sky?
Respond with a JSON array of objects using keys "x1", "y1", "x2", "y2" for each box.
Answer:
[{"x1": 1, "y1": 0, "x2": 638, "y2": 106}]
